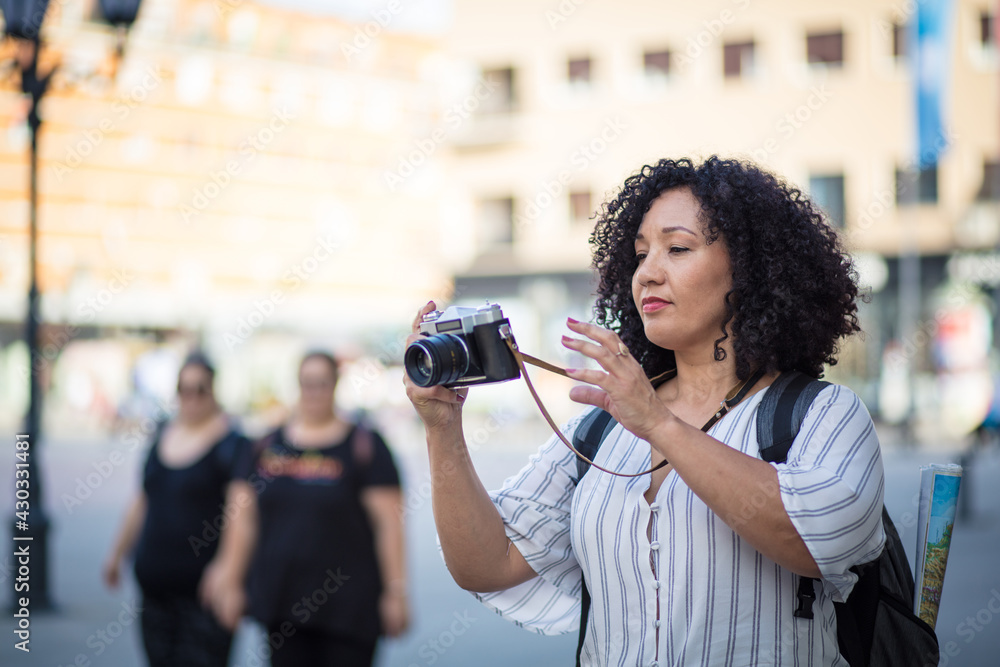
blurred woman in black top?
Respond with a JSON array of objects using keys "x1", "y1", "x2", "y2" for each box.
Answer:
[
  {"x1": 103, "y1": 352, "x2": 255, "y2": 667},
  {"x1": 246, "y1": 351, "x2": 408, "y2": 667}
]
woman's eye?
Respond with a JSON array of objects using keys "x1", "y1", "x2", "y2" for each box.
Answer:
[
  {"x1": 669, "y1": 246, "x2": 689, "y2": 253},
  {"x1": 635, "y1": 252, "x2": 647, "y2": 262}
]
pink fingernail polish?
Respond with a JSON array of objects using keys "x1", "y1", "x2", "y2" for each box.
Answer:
[
  {"x1": 561, "y1": 335, "x2": 573, "y2": 343},
  {"x1": 567, "y1": 317, "x2": 579, "y2": 324},
  {"x1": 565, "y1": 367, "x2": 578, "y2": 373}
]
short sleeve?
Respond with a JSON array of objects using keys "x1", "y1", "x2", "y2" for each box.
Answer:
[
  {"x1": 359, "y1": 429, "x2": 400, "y2": 488},
  {"x1": 466, "y1": 410, "x2": 590, "y2": 635},
  {"x1": 773, "y1": 384, "x2": 886, "y2": 602},
  {"x1": 217, "y1": 431, "x2": 253, "y2": 482}
]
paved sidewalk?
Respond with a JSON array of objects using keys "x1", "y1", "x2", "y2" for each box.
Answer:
[{"x1": 2, "y1": 432, "x2": 998, "y2": 666}]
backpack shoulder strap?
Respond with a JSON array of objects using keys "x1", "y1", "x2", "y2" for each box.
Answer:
[
  {"x1": 572, "y1": 408, "x2": 616, "y2": 667},
  {"x1": 576, "y1": 583, "x2": 591, "y2": 666},
  {"x1": 572, "y1": 408, "x2": 618, "y2": 485},
  {"x1": 756, "y1": 371, "x2": 830, "y2": 620},
  {"x1": 757, "y1": 371, "x2": 830, "y2": 464}
]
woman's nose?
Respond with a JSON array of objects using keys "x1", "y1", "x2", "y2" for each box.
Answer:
[{"x1": 635, "y1": 254, "x2": 663, "y2": 286}]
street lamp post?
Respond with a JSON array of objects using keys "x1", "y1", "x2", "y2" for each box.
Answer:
[
  {"x1": 2, "y1": 0, "x2": 55, "y2": 611},
  {"x1": 1, "y1": 0, "x2": 144, "y2": 611}
]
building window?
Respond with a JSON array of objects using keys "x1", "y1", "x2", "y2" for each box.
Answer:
[
  {"x1": 895, "y1": 166, "x2": 938, "y2": 204},
  {"x1": 479, "y1": 197, "x2": 514, "y2": 247},
  {"x1": 806, "y1": 30, "x2": 844, "y2": 66},
  {"x1": 981, "y1": 10, "x2": 996, "y2": 49},
  {"x1": 643, "y1": 49, "x2": 671, "y2": 79},
  {"x1": 892, "y1": 22, "x2": 908, "y2": 59},
  {"x1": 568, "y1": 57, "x2": 592, "y2": 85},
  {"x1": 480, "y1": 67, "x2": 516, "y2": 113},
  {"x1": 569, "y1": 190, "x2": 592, "y2": 221},
  {"x1": 809, "y1": 174, "x2": 846, "y2": 227},
  {"x1": 723, "y1": 41, "x2": 755, "y2": 78},
  {"x1": 977, "y1": 160, "x2": 1000, "y2": 200}
]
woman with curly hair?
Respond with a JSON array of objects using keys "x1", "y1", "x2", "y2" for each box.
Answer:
[{"x1": 404, "y1": 156, "x2": 884, "y2": 666}]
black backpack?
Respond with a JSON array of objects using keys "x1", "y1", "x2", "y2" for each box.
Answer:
[{"x1": 570, "y1": 371, "x2": 939, "y2": 667}]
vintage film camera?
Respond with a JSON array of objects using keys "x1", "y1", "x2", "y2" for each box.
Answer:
[{"x1": 404, "y1": 303, "x2": 521, "y2": 388}]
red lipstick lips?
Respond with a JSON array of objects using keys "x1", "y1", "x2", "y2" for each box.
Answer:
[{"x1": 641, "y1": 296, "x2": 671, "y2": 313}]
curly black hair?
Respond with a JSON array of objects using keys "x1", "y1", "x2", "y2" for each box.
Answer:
[{"x1": 590, "y1": 156, "x2": 863, "y2": 381}]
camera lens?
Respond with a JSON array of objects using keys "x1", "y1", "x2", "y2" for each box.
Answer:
[{"x1": 405, "y1": 335, "x2": 469, "y2": 387}]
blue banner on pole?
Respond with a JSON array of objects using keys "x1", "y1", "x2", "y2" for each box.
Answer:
[{"x1": 911, "y1": 0, "x2": 955, "y2": 168}]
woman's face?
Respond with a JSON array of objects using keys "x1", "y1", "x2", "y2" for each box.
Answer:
[
  {"x1": 631, "y1": 187, "x2": 733, "y2": 357},
  {"x1": 177, "y1": 365, "x2": 216, "y2": 422},
  {"x1": 298, "y1": 357, "x2": 337, "y2": 420}
]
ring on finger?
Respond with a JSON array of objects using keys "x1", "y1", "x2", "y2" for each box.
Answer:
[{"x1": 615, "y1": 342, "x2": 629, "y2": 357}]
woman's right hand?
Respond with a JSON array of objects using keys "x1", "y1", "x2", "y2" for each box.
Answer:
[{"x1": 404, "y1": 301, "x2": 468, "y2": 430}]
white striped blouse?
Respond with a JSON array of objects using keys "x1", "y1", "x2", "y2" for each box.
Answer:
[{"x1": 470, "y1": 383, "x2": 885, "y2": 666}]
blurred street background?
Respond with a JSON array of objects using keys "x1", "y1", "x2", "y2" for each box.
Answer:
[
  {"x1": 0, "y1": 0, "x2": 999, "y2": 665},
  {"x1": 2, "y1": 429, "x2": 1000, "y2": 666}
]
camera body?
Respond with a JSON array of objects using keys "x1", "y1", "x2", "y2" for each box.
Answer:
[{"x1": 404, "y1": 303, "x2": 521, "y2": 388}]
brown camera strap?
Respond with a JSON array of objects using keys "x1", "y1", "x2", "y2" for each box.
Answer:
[{"x1": 502, "y1": 335, "x2": 765, "y2": 478}]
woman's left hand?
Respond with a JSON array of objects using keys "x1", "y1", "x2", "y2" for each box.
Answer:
[{"x1": 561, "y1": 318, "x2": 673, "y2": 441}]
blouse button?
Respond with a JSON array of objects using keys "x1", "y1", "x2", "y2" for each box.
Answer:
[
  {"x1": 650, "y1": 541, "x2": 660, "y2": 551},
  {"x1": 649, "y1": 502, "x2": 660, "y2": 512},
  {"x1": 652, "y1": 580, "x2": 661, "y2": 590},
  {"x1": 651, "y1": 662, "x2": 659, "y2": 667},
  {"x1": 655, "y1": 619, "x2": 661, "y2": 628}
]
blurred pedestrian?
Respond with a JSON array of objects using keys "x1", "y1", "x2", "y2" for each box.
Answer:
[
  {"x1": 246, "y1": 350, "x2": 408, "y2": 667},
  {"x1": 103, "y1": 351, "x2": 255, "y2": 667}
]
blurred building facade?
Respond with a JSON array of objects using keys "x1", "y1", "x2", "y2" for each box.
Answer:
[
  {"x1": 0, "y1": 0, "x2": 466, "y2": 433},
  {"x1": 440, "y1": 0, "x2": 999, "y2": 437}
]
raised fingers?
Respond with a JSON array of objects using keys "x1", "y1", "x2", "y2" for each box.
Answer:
[
  {"x1": 566, "y1": 317, "x2": 621, "y2": 349},
  {"x1": 561, "y1": 335, "x2": 615, "y2": 367},
  {"x1": 561, "y1": 322, "x2": 629, "y2": 372}
]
